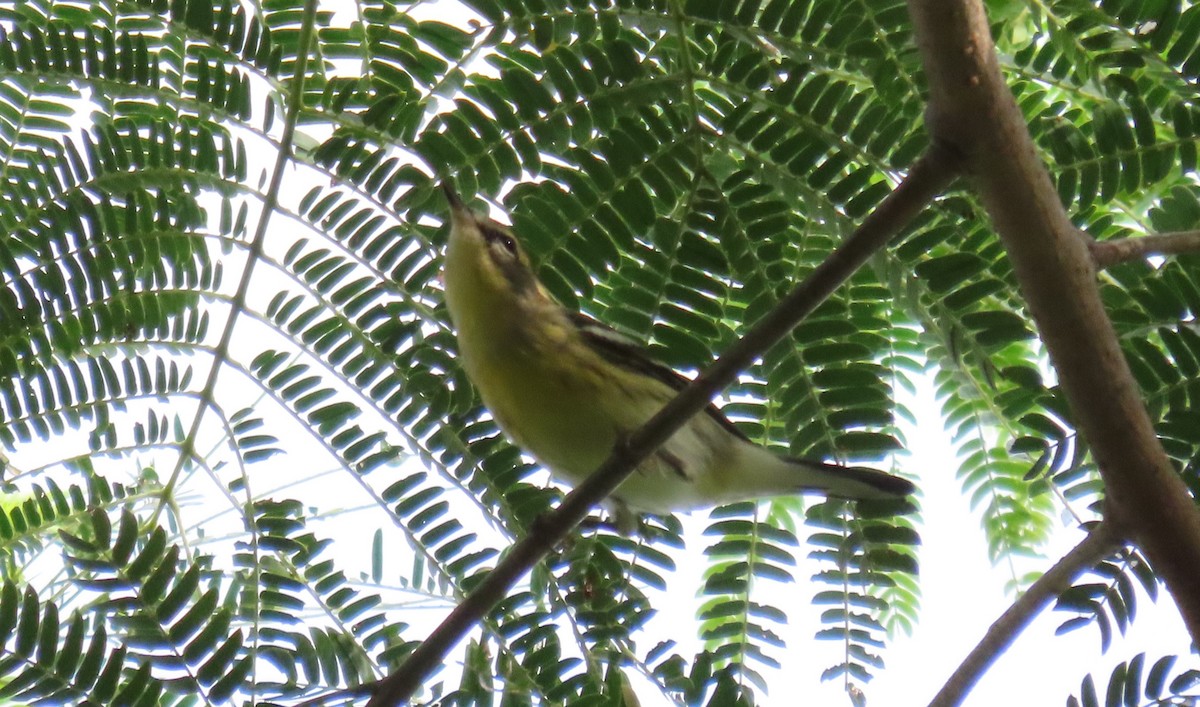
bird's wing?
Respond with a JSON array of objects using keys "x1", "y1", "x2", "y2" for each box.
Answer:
[{"x1": 568, "y1": 311, "x2": 750, "y2": 442}]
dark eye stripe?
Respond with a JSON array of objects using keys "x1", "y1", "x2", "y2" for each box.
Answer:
[{"x1": 481, "y1": 225, "x2": 518, "y2": 254}]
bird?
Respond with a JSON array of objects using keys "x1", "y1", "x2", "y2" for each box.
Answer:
[{"x1": 439, "y1": 184, "x2": 914, "y2": 528}]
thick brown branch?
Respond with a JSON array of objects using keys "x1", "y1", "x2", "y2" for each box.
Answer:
[
  {"x1": 1089, "y1": 230, "x2": 1200, "y2": 268},
  {"x1": 358, "y1": 148, "x2": 960, "y2": 707},
  {"x1": 928, "y1": 523, "x2": 1123, "y2": 707},
  {"x1": 909, "y1": 0, "x2": 1200, "y2": 660}
]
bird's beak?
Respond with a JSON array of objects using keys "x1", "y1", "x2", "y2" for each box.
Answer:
[{"x1": 441, "y1": 182, "x2": 466, "y2": 222}]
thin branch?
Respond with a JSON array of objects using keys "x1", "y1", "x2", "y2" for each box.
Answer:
[
  {"x1": 909, "y1": 0, "x2": 1200, "y2": 653},
  {"x1": 151, "y1": 0, "x2": 320, "y2": 524},
  {"x1": 928, "y1": 522, "x2": 1123, "y2": 707},
  {"x1": 1089, "y1": 230, "x2": 1200, "y2": 268},
  {"x1": 357, "y1": 146, "x2": 960, "y2": 707}
]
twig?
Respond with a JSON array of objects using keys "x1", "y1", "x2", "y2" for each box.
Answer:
[
  {"x1": 928, "y1": 523, "x2": 1123, "y2": 707},
  {"x1": 1089, "y1": 230, "x2": 1200, "y2": 268},
  {"x1": 358, "y1": 146, "x2": 961, "y2": 707}
]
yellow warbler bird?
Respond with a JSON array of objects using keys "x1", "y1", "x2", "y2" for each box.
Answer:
[{"x1": 441, "y1": 185, "x2": 914, "y2": 525}]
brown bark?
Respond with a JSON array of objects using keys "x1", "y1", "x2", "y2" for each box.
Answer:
[{"x1": 1089, "y1": 230, "x2": 1200, "y2": 268}]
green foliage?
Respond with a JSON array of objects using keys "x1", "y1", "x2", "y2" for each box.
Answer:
[
  {"x1": 1067, "y1": 653, "x2": 1200, "y2": 707},
  {"x1": 1055, "y1": 546, "x2": 1158, "y2": 651},
  {"x1": 0, "y1": 0, "x2": 1195, "y2": 703}
]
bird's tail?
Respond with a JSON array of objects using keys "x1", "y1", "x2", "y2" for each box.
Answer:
[{"x1": 732, "y1": 443, "x2": 914, "y2": 501}]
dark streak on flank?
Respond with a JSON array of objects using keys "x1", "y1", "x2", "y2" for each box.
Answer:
[
  {"x1": 570, "y1": 312, "x2": 916, "y2": 498},
  {"x1": 655, "y1": 448, "x2": 690, "y2": 480}
]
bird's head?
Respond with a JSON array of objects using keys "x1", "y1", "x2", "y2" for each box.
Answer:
[{"x1": 442, "y1": 184, "x2": 538, "y2": 300}]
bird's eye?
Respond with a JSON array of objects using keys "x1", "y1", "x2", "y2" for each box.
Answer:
[{"x1": 482, "y1": 225, "x2": 518, "y2": 255}]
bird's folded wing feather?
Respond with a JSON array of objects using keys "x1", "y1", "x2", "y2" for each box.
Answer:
[{"x1": 567, "y1": 311, "x2": 750, "y2": 442}]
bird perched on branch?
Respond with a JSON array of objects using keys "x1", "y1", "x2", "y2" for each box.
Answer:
[{"x1": 440, "y1": 185, "x2": 914, "y2": 528}]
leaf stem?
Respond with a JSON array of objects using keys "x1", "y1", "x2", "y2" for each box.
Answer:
[{"x1": 151, "y1": 0, "x2": 321, "y2": 526}]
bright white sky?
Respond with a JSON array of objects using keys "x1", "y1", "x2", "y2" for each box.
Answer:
[
  {"x1": 854, "y1": 377, "x2": 1194, "y2": 705},
  {"x1": 12, "y1": 2, "x2": 1194, "y2": 705}
]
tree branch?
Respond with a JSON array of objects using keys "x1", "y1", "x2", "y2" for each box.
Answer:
[
  {"x1": 928, "y1": 523, "x2": 1123, "y2": 707},
  {"x1": 1089, "y1": 230, "x2": 1200, "y2": 268},
  {"x1": 358, "y1": 147, "x2": 960, "y2": 707},
  {"x1": 909, "y1": 0, "x2": 1200, "y2": 652}
]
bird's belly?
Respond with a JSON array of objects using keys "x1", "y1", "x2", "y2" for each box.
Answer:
[
  {"x1": 476, "y1": 357, "x2": 621, "y2": 479},
  {"x1": 467, "y1": 352, "x2": 717, "y2": 513},
  {"x1": 492, "y1": 377, "x2": 615, "y2": 478}
]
